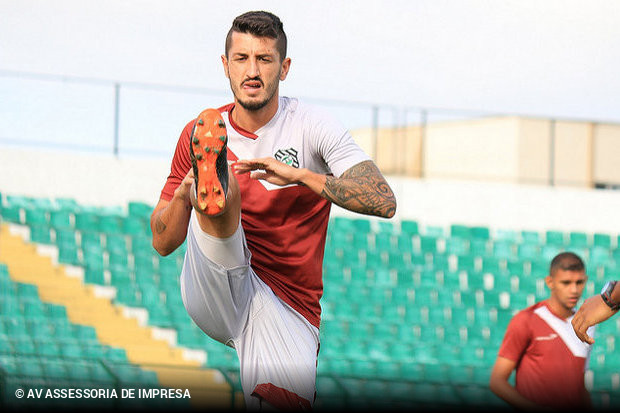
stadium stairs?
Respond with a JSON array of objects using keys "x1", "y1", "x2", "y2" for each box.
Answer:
[{"x1": 0, "y1": 210, "x2": 238, "y2": 410}]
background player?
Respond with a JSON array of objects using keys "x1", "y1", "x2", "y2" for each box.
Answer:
[
  {"x1": 489, "y1": 252, "x2": 594, "y2": 411},
  {"x1": 572, "y1": 280, "x2": 620, "y2": 344},
  {"x1": 150, "y1": 11, "x2": 396, "y2": 410}
]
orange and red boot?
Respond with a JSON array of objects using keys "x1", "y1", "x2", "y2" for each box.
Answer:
[{"x1": 189, "y1": 108, "x2": 229, "y2": 215}]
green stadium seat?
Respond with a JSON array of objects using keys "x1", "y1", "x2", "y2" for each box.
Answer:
[
  {"x1": 541, "y1": 244, "x2": 562, "y2": 262},
  {"x1": 400, "y1": 220, "x2": 418, "y2": 235},
  {"x1": 399, "y1": 361, "x2": 423, "y2": 381},
  {"x1": 108, "y1": 250, "x2": 128, "y2": 268},
  {"x1": 42, "y1": 359, "x2": 68, "y2": 379},
  {"x1": 17, "y1": 357, "x2": 45, "y2": 378},
  {"x1": 423, "y1": 363, "x2": 448, "y2": 383},
  {"x1": 0, "y1": 204, "x2": 23, "y2": 223},
  {"x1": 450, "y1": 224, "x2": 471, "y2": 239},
  {"x1": 545, "y1": 230, "x2": 565, "y2": 246},
  {"x1": 98, "y1": 214, "x2": 123, "y2": 234},
  {"x1": 593, "y1": 233, "x2": 612, "y2": 248},
  {"x1": 492, "y1": 240, "x2": 515, "y2": 260},
  {"x1": 445, "y1": 238, "x2": 468, "y2": 256},
  {"x1": 517, "y1": 243, "x2": 539, "y2": 260},
  {"x1": 84, "y1": 264, "x2": 105, "y2": 285},
  {"x1": 29, "y1": 224, "x2": 52, "y2": 244},
  {"x1": 74, "y1": 211, "x2": 99, "y2": 232},
  {"x1": 590, "y1": 246, "x2": 611, "y2": 268},
  {"x1": 24, "y1": 207, "x2": 48, "y2": 226},
  {"x1": 376, "y1": 220, "x2": 394, "y2": 234},
  {"x1": 492, "y1": 274, "x2": 513, "y2": 293},
  {"x1": 569, "y1": 231, "x2": 589, "y2": 248},
  {"x1": 447, "y1": 364, "x2": 474, "y2": 385},
  {"x1": 90, "y1": 362, "x2": 116, "y2": 383},
  {"x1": 58, "y1": 243, "x2": 80, "y2": 265},
  {"x1": 471, "y1": 226, "x2": 490, "y2": 240},
  {"x1": 352, "y1": 218, "x2": 371, "y2": 233},
  {"x1": 350, "y1": 359, "x2": 376, "y2": 377},
  {"x1": 521, "y1": 230, "x2": 540, "y2": 245},
  {"x1": 122, "y1": 216, "x2": 148, "y2": 236},
  {"x1": 469, "y1": 238, "x2": 489, "y2": 256},
  {"x1": 105, "y1": 233, "x2": 128, "y2": 253},
  {"x1": 481, "y1": 256, "x2": 502, "y2": 274},
  {"x1": 49, "y1": 209, "x2": 73, "y2": 230},
  {"x1": 419, "y1": 235, "x2": 438, "y2": 254}
]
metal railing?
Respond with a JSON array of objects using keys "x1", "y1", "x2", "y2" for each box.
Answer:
[
  {"x1": 0, "y1": 69, "x2": 490, "y2": 159},
  {"x1": 3, "y1": 69, "x2": 620, "y2": 186}
]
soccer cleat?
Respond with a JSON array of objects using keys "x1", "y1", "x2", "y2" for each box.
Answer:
[{"x1": 189, "y1": 108, "x2": 229, "y2": 215}]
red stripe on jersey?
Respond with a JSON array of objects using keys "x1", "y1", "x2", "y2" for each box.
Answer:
[
  {"x1": 252, "y1": 383, "x2": 312, "y2": 410},
  {"x1": 218, "y1": 103, "x2": 258, "y2": 139}
]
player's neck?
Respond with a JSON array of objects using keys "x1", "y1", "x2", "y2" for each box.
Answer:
[
  {"x1": 232, "y1": 94, "x2": 280, "y2": 133},
  {"x1": 545, "y1": 297, "x2": 574, "y2": 320}
]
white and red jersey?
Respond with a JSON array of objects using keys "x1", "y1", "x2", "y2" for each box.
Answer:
[
  {"x1": 161, "y1": 97, "x2": 370, "y2": 328},
  {"x1": 498, "y1": 301, "x2": 594, "y2": 409}
]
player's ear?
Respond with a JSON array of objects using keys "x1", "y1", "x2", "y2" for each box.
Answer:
[
  {"x1": 221, "y1": 54, "x2": 230, "y2": 79},
  {"x1": 279, "y1": 57, "x2": 291, "y2": 81},
  {"x1": 544, "y1": 274, "x2": 553, "y2": 290}
]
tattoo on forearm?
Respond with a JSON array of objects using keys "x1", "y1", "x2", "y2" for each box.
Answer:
[
  {"x1": 155, "y1": 215, "x2": 167, "y2": 234},
  {"x1": 321, "y1": 160, "x2": 396, "y2": 218}
]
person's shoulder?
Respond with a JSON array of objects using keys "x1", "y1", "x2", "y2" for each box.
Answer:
[
  {"x1": 510, "y1": 302, "x2": 542, "y2": 324},
  {"x1": 218, "y1": 102, "x2": 235, "y2": 115},
  {"x1": 280, "y1": 96, "x2": 333, "y2": 120}
]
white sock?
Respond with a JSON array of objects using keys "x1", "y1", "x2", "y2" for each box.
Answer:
[{"x1": 190, "y1": 211, "x2": 247, "y2": 269}]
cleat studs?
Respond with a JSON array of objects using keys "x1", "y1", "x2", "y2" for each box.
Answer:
[
  {"x1": 204, "y1": 147, "x2": 210, "y2": 153},
  {"x1": 205, "y1": 131, "x2": 213, "y2": 138},
  {"x1": 198, "y1": 119, "x2": 204, "y2": 125},
  {"x1": 213, "y1": 186, "x2": 220, "y2": 194},
  {"x1": 219, "y1": 135, "x2": 227, "y2": 142},
  {"x1": 218, "y1": 120, "x2": 225, "y2": 127},
  {"x1": 216, "y1": 199, "x2": 225, "y2": 208},
  {"x1": 196, "y1": 153, "x2": 203, "y2": 161},
  {"x1": 192, "y1": 137, "x2": 199, "y2": 144},
  {"x1": 214, "y1": 149, "x2": 220, "y2": 155}
]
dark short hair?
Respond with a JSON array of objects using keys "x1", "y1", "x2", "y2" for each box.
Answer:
[
  {"x1": 225, "y1": 11, "x2": 287, "y2": 61},
  {"x1": 549, "y1": 251, "x2": 585, "y2": 276}
]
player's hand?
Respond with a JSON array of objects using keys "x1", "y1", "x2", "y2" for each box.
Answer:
[
  {"x1": 233, "y1": 157, "x2": 303, "y2": 187},
  {"x1": 173, "y1": 168, "x2": 195, "y2": 203},
  {"x1": 571, "y1": 295, "x2": 617, "y2": 344}
]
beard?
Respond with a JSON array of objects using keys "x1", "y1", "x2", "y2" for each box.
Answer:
[{"x1": 231, "y1": 76, "x2": 279, "y2": 111}]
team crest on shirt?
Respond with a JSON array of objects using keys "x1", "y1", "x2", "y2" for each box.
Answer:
[{"x1": 274, "y1": 148, "x2": 299, "y2": 168}]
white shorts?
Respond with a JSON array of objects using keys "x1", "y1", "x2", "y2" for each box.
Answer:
[{"x1": 180, "y1": 211, "x2": 320, "y2": 410}]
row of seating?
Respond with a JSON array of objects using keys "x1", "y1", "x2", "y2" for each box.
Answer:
[{"x1": 3, "y1": 194, "x2": 620, "y2": 409}]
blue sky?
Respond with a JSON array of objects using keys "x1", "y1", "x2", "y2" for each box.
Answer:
[{"x1": 1, "y1": 0, "x2": 619, "y2": 154}]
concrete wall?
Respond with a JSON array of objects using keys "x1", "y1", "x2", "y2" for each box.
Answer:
[
  {"x1": 364, "y1": 115, "x2": 620, "y2": 189},
  {"x1": 593, "y1": 123, "x2": 620, "y2": 185}
]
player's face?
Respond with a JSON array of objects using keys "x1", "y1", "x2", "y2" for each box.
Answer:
[
  {"x1": 222, "y1": 32, "x2": 290, "y2": 111},
  {"x1": 546, "y1": 269, "x2": 587, "y2": 311}
]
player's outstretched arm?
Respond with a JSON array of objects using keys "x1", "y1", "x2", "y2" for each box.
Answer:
[
  {"x1": 234, "y1": 158, "x2": 396, "y2": 218},
  {"x1": 321, "y1": 160, "x2": 396, "y2": 218},
  {"x1": 572, "y1": 281, "x2": 620, "y2": 344},
  {"x1": 150, "y1": 169, "x2": 194, "y2": 256}
]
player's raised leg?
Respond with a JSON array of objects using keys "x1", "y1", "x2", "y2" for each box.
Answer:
[{"x1": 189, "y1": 108, "x2": 241, "y2": 239}]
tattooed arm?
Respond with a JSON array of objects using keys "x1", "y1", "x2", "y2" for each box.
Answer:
[
  {"x1": 321, "y1": 160, "x2": 396, "y2": 218},
  {"x1": 150, "y1": 169, "x2": 193, "y2": 256},
  {"x1": 234, "y1": 158, "x2": 396, "y2": 218}
]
